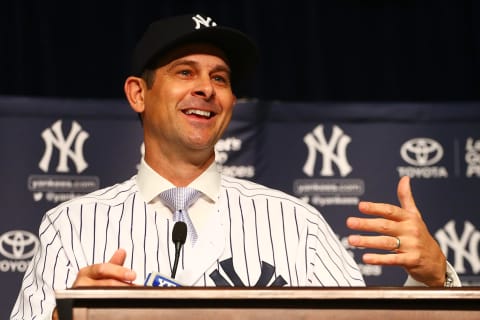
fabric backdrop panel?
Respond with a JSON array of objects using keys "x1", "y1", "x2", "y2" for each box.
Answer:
[
  {"x1": 0, "y1": 97, "x2": 143, "y2": 319},
  {"x1": 1, "y1": 97, "x2": 480, "y2": 318}
]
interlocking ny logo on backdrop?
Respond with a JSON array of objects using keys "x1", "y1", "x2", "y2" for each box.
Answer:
[
  {"x1": 294, "y1": 124, "x2": 363, "y2": 209},
  {"x1": 303, "y1": 125, "x2": 352, "y2": 177},
  {"x1": 39, "y1": 120, "x2": 89, "y2": 173},
  {"x1": 27, "y1": 119, "x2": 99, "y2": 203},
  {"x1": 436, "y1": 220, "x2": 480, "y2": 281}
]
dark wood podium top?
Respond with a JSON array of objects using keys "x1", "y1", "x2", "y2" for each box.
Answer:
[{"x1": 56, "y1": 287, "x2": 480, "y2": 320}]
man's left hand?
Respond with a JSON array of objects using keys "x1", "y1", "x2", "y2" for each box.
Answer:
[{"x1": 347, "y1": 176, "x2": 446, "y2": 287}]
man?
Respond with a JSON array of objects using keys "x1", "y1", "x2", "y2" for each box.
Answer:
[{"x1": 10, "y1": 13, "x2": 459, "y2": 320}]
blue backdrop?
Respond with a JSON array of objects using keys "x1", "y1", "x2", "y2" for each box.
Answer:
[{"x1": 1, "y1": 96, "x2": 480, "y2": 318}]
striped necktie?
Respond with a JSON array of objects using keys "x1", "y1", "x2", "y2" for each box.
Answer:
[{"x1": 159, "y1": 187, "x2": 202, "y2": 245}]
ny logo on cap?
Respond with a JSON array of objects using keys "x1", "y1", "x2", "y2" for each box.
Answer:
[{"x1": 192, "y1": 14, "x2": 217, "y2": 29}]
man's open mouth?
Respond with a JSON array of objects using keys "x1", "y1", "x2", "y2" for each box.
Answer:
[{"x1": 184, "y1": 109, "x2": 214, "y2": 119}]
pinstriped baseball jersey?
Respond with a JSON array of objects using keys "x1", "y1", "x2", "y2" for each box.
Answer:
[{"x1": 10, "y1": 174, "x2": 364, "y2": 319}]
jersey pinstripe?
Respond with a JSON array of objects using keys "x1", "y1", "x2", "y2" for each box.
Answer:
[{"x1": 10, "y1": 175, "x2": 364, "y2": 319}]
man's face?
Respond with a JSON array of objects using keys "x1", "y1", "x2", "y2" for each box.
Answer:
[{"x1": 141, "y1": 43, "x2": 236, "y2": 161}]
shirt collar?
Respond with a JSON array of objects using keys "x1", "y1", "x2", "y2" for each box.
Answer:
[{"x1": 136, "y1": 158, "x2": 220, "y2": 203}]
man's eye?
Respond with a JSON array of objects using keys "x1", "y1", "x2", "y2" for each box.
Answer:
[
  {"x1": 179, "y1": 70, "x2": 192, "y2": 76},
  {"x1": 213, "y1": 75, "x2": 228, "y2": 84}
]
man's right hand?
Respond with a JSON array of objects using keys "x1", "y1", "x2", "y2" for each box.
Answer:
[{"x1": 72, "y1": 249, "x2": 137, "y2": 287}]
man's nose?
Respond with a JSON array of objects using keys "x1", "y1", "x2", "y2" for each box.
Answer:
[{"x1": 192, "y1": 75, "x2": 215, "y2": 99}]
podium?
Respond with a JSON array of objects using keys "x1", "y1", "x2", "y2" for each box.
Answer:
[{"x1": 56, "y1": 287, "x2": 480, "y2": 320}]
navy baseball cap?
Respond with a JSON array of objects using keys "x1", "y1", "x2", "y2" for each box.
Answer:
[{"x1": 131, "y1": 14, "x2": 258, "y2": 85}]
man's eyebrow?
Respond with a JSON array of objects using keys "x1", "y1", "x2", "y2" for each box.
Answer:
[
  {"x1": 167, "y1": 59, "x2": 231, "y2": 74},
  {"x1": 167, "y1": 59, "x2": 196, "y2": 71},
  {"x1": 211, "y1": 65, "x2": 231, "y2": 76}
]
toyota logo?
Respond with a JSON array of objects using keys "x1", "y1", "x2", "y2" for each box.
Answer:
[
  {"x1": 400, "y1": 138, "x2": 443, "y2": 166},
  {"x1": 0, "y1": 230, "x2": 39, "y2": 260}
]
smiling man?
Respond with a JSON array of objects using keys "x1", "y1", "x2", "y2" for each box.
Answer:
[
  {"x1": 10, "y1": 13, "x2": 459, "y2": 320},
  {"x1": 125, "y1": 43, "x2": 237, "y2": 186}
]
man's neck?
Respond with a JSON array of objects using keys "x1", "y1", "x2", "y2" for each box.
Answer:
[{"x1": 144, "y1": 152, "x2": 214, "y2": 187}]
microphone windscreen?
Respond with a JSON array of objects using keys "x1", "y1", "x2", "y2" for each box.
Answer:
[{"x1": 172, "y1": 221, "x2": 187, "y2": 244}]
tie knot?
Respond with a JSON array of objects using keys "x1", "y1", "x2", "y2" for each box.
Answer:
[{"x1": 159, "y1": 187, "x2": 202, "y2": 212}]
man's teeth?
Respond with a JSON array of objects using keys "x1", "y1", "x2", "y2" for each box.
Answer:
[{"x1": 185, "y1": 109, "x2": 212, "y2": 117}]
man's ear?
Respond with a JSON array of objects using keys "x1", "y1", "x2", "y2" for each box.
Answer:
[{"x1": 124, "y1": 76, "x2": 146, "y2": 113}]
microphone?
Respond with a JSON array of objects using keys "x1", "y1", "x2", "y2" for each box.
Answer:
[
  {"x1": 144, "y1": 221, "x2": 187, "y2": 288},
  {"x1": 171, "y1": 221, "x2": 187, "y2": 279}
]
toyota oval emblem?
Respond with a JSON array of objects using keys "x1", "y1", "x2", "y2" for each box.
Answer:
[
  {"x1": 400, "y1": 138, "x2": 444, "y2": 167},
  {"x1": 0, "y1": 230, "x2": 39, "y2": 260}
]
